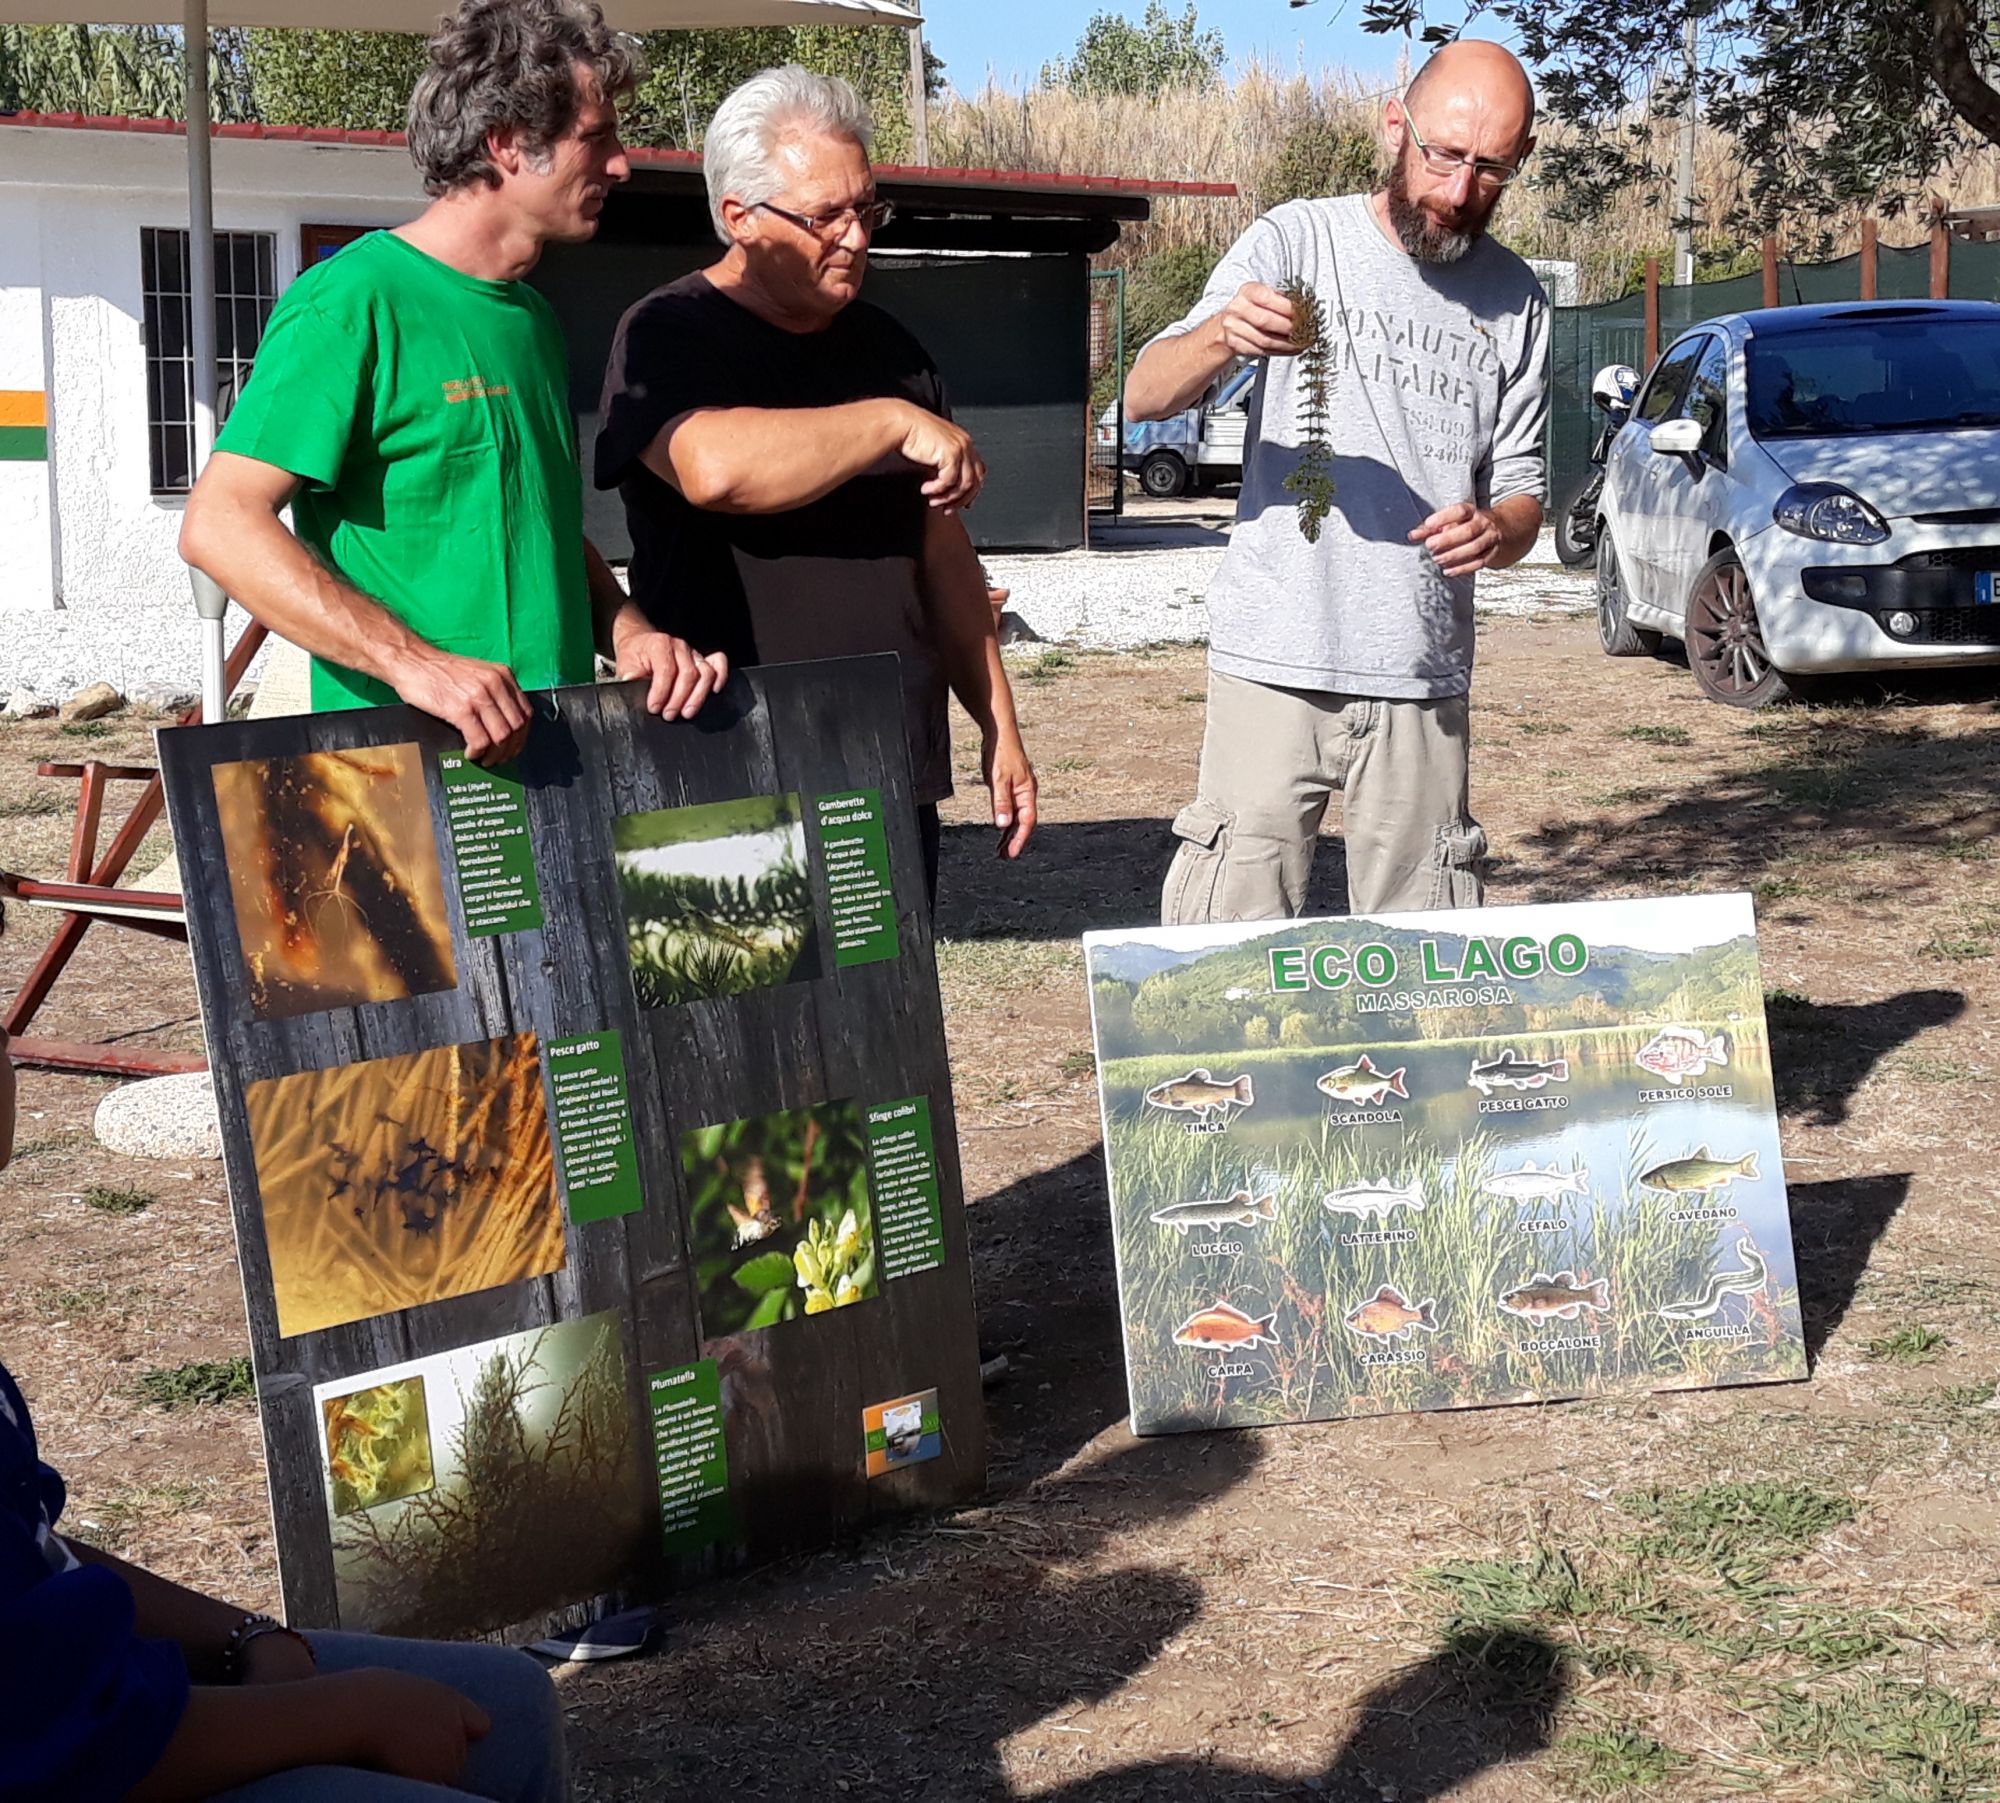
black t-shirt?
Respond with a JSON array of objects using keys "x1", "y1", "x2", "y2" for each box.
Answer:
[{"x1": 594, "y1": 271, "x2": 952, "y2": 803}]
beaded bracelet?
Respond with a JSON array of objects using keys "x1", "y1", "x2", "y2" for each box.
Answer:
[{"x1": 221, "y1": 1611, "x2": 317, "y2": 1682}]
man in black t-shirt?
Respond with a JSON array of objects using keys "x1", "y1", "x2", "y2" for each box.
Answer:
[{"x1": 594, "y1": 64, "x2": 1037, "y2": 901}]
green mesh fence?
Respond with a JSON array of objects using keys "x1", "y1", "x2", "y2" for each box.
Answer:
[{"x1": 1546, "y1": 238, "x2": 2000, "y2": 511}]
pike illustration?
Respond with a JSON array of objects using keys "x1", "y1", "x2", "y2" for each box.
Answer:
[
  {"x1": 1344, "y1": 1284, "x2": 1439, "y2": 1343},
  {"x1": 1660, "y1": 1243, "x2": 1770, "y2": 1321},
  {"x1": 1144, "y1": 1068, "x2": 1255, "y2": 1121},
  {"x1": 1148, "y1": 1191, "x2": 1278, "y2": 1236},
  {"x1": 1482, "y1": 1160, "x2": 1590, "y2": 1207},
  {"x1": 1172, "y1": 1299, "x2": 1280, "y2": 1350},
  {"x1": 1316, "y1": 1054, "x2": 1408, "y2": 1108},
  {"x1": 1635, "y1": 1025, "x2": 1730, "y2": 1086},
  {"x1": 1639, "y1": 1145, "x2": 1760, "y2": 1195},
  {"x1": 1321, "y1": 1178, "x2": 1427, "y2": 1222},
  {"x1": 1497, "y1": 1270, "x2": 1613, "y2": 1324},
  {"x1": 1468, "y1": 1049, "x2": 1570, "y2": 1095}
]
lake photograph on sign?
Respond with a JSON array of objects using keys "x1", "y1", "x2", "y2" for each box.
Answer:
[
  {"x1": 316, "y1": 1314, "x2": 645, "y2": 1637},
  {"x1": 245, "y1": 1032, "x2": 564, "y2": 1338},
  {"x1": 211, "y1": 743, "x2": 456, "y2": 1018},
  {"x1": 1085, "y1": 895, "x2": 1805, "y2": 1435},
  {"x1": 614, "y1": 793, "x2": 821, "y2": 1007},
  {"x1": 680, "y1": 1100, "x2": 878, "y2": 1339}
]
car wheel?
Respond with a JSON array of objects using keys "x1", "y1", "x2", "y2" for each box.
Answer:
[
  {"x1": 1138, "y1": 451, "x2": 1187, "y2": 499},
  {"x1": 1553, "y1": 482, "x2": 1600, "y2": 568},
  {"x1": 1685, "y1": 548, "x2": 1793, "y2": 708},
  {"x1": 1596, "y1": 529, "x2": 1662, "y2": 657}
]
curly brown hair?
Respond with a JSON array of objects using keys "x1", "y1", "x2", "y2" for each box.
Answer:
[{"x1": 407, "y1": 0, "x2": 639, "y2": 197}]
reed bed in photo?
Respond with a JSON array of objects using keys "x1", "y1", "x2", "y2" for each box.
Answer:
[
  {"x1": 246, "y1": 1032, "x2": 563, "y2": 1338},
  {"x1": 325, "y1": 1315, "x2": 644, "y2": 1637}
]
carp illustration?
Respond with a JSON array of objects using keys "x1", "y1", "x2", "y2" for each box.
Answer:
[
  {"x1": 1639, "y1": 1145, "x2": 1760, "y2": 1195},
  {"x1": 1144, "y1": 1068, "x2": 1255, "y2": 1120},
  {"x1": 1172, "y1": 1299, "x2": 1280, "y2": 1350},
  {"x1": 1344, "y1": 1284, "x2": 1439, "y2": 1343},
  {"x1": 1316, "y1": 1054, "x2": 1408, "y2": 1108}
]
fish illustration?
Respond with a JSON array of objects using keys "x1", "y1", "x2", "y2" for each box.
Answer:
[
  {"x1": 1636, "y1": 1025, "x2": 1730, "y2": 1085},
  {"x1": 1321, "y1": 1178, "x2": 1428, "y2": 1221},
  {"x1": 1344, "y1": 1284, "x2": 1439, "y2": 1343},
  {"x1": 1660, "y1": 1243, "x2": 1770, "y2": 1321},
  {"x1": 1144, "y1": 1068, "x2": 1255, "y2": 1119},
  {"x1": 1497, "y1": 1270, "x2": 1613, "y2": 1323},
  {"x1": 1639, "y1": 1145, "x2": 1760, "y2": 1195},
  {"x1": 1316, "y1": 1054, "x2": 1408, "y2": 1108},
  {"x1": 726, "y1": 1155, "x2": 780, "y2": 1249},
  {"x1": 1149, "y1": 1191, "x2": 1278, "y2": 1235},
  {"x1": 1482, "y1": 1160, "x2": 1590, "y2": 1206},
  {"x1": 1468, "y1": 1049, "x2": 1570, "y2": 1095},
  {"x1": 1172, "y1": 1299, "x2": 1280, "y2": 1350}
]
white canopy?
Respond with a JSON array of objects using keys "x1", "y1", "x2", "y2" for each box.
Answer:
[{"x1": 0, "y1": 0, "x2": 921, "y2": 714}]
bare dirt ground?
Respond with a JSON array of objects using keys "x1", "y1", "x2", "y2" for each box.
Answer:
[{"x1": 4, "y1": 622, "x2": 1999, "y2": 1800}]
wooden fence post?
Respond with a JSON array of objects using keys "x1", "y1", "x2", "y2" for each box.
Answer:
[
  {"x1": 1932, "y1": 218, "x2": 1951, "y2": 298},
  {"x1": 1762, "y1": 236, "x2": 1779, "y2": 307},
  {"x1": 1643, "y1": 257, "x2": 1661, "y2": 366},
  {"x1": 1860, "y1": 218, "x2": 1878, "y2": 300}
]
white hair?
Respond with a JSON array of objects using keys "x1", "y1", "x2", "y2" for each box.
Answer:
[{"x1": 702, "y1": 64, "x2": 875, "y2": 244}]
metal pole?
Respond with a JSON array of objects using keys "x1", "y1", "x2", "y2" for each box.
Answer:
[
  {"x1": 1673, "y1": 15, "x2": 1696, "y2": 286},
  {"x1": 185, "y1": 0, "x2": 229, "y2": 724},
  {"x1": 906, "y1": 22, "x2": 928, "y2": 167}
]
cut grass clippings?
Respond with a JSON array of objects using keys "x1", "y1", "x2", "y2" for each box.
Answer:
[
  {"x1": 83, "y1": 1185, "x2": 154, "y2": 1215},
  {"x1": 134, "y1": 1358, "x2": 253, "y2": 1407}
]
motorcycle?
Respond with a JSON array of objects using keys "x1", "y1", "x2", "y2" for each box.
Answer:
[{"x1": 1553, "y1": 362, "x2": 1640, "y2": 569}]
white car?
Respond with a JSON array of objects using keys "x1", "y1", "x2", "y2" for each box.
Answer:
[{"x1": 1592, "y1": 299, "x2": 2000, "y2": 705}]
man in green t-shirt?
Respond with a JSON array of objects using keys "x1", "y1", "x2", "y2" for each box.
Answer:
[{"x1": 180, "y1": 0, "x2": 723, "y2": 763}]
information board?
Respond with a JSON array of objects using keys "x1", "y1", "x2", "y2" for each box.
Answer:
[
  {"x1": 160, "y1": 656, "x2": 985, "y2": 1640},
  {"x1": 1084, "y1": 895, "x2": 1805, "y2": 1435}
]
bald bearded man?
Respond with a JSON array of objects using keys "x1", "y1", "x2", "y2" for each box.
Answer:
[{"x1": 1129, "y1": 42, "x2": 1549, "y2": 922}]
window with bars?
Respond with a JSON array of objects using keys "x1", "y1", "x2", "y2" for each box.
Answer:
[{"x1": 141, "y1": 227, "x2": 278, "y2": 495}]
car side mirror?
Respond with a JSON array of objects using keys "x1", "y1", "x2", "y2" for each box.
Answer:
[{"x1": 1649, "y1": 418, "x2": 1704, "y2": 457}]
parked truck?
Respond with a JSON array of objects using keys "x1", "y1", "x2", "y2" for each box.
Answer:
[{"x1": 1100, "y1": 362, "x2": 1253, "y2": 498}]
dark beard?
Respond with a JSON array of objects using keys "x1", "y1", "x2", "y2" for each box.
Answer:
[{"x1": 1386, "y1": 144, "x2": 1499, "y2": 265}]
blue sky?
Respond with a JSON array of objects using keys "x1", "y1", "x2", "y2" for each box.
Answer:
[{"x1": 923, "y1": 0, "x2": 1420, "y2": 96}]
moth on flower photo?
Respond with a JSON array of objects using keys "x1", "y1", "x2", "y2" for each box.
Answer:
[{"x1": 678, "y1": 1100, "x2": 878, "y2": 1340}]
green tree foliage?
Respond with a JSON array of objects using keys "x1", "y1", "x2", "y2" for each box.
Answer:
[
  {"x1": 0, "y1": 24, "x2": 254, "y2": 120},
  {"x1": 1261, "y1": 112, "x2": 1380, "y2": 208},
  {"x1": 623, "y1": 25, "x2": 942, "y2": 159},
  {"x1": 1243, "y1": 1014, "x2": 1272, "y2": 1047},
  {"x1": 1278, "y1": 1012, "x2": 1314, "y2": 1047},
  {"x1": 1345, "y1": 0, "x2": 2000, "y2": 233},
  {"x1": 1109, "y1": 241, "x2": 1219, "y2": 393},
  {"x1": 244, "y1": 30, "x2": 427, "y2": 132},
  {"x1": 1040, "y1": 1, "x2": 1225, "y2": 97}
]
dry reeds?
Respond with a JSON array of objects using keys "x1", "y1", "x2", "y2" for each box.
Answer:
[{"x1": 934, "y1": 60, "x2": 2000, "y2": 303}]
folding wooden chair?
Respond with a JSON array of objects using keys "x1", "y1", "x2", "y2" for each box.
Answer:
[{"x1": 1, "y1": 621, "x2": 299, "y2": 1076}]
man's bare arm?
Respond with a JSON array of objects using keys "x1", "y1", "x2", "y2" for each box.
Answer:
[
  {"x1": 583, "y1": 538, "x2": 728, "y2": 720},
  {"x1": 920, "y1": 510, "x2": 1036, "y2": 858},
  {"x1": 644, "y1": 399, "x2": 983, "y2": 515},
  {"x1": 179, "y1": 451, "x2": 530, "y2": 763},
  {"x1": 1125, "y1": 284, "x2": 1298, "y2": 422}
]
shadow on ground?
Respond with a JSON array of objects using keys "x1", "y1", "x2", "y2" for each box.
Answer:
[
  {"x1": 1037, "y1": 1626, "x2": 1570, "y2": 1802},
  {"x1": 1768, "y1": 988, "x2": 1965, "y2": 1126},
  {"x1": 1789, "y1": 1171, "x2": 1913, "y2": 1359}
]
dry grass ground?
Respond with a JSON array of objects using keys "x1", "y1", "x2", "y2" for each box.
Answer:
[{"x1": 2, "y1": 626, "x2": 1998, "y2": 1799}]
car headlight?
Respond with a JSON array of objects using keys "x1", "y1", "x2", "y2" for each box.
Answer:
[{"x1": 1773, "y1": 482, "x2": 1890, "y2": 545}]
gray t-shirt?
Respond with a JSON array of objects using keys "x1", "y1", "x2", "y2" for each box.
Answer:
[{"x1": 1155, "y1": 194, "x2": 1551, "y2": 699}]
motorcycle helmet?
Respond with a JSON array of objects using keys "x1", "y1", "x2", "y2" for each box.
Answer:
[{"x1": 1591, "y1": 364, "x2": 1640, "y2": 411}]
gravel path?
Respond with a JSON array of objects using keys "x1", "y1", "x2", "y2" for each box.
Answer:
[{"x1": 988, "y1": 524, "x2": 1593, "y2": 651}]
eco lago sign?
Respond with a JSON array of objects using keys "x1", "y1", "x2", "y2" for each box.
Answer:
[{"x1": 1083, "y1": 894, "x2": 1805, "y2": 1434}]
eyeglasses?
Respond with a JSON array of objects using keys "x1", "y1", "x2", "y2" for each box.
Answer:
[
  {"x1": 754, "y1": 198, "x2": 896, "y2": 240},
  {"x1": 1402, "y1": 114, "x2": 1526, "y2": 189}
]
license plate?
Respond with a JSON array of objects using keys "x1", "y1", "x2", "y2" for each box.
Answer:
[{"x1": 1979, "y1": 573, "x2": 1999, "y2": 605}]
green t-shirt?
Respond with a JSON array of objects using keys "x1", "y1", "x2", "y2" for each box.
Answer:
[{"x1": 216, "y1": 230, "x2": 594, "y2": 712}]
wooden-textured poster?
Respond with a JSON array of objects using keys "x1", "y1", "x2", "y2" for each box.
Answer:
[
  {"x1": 1084, "y1": 895, "x2": 1806, "y2": 1435},
  {"x1": 160, "y1": 656, "x2": 984, "y2": 1639}
]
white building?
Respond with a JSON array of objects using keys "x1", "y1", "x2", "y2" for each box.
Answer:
[{"x1": 0, "y1": 113, "x2": 428, "y2": 697}]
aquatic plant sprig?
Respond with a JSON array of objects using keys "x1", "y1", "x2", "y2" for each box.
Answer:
[{"x1": 1279, "y1": 277, "x2": 1336, "y2": 545}]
